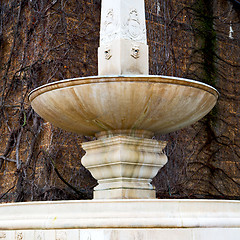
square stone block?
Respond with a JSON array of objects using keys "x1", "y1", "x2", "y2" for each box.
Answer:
[{"x1": 82, "y1": 136, "x2": 167, "y2": 199}]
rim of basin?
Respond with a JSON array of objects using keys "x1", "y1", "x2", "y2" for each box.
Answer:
[{"x1": 28, "y1": 75, "x2": 220, "y2": 102}]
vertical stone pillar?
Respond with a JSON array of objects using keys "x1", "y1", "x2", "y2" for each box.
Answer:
[
  {"x1": 81, "y1": 131, "x2": 167, "y2": 199},
  {"x1": 98, "y1": 0, "x2": 149, "y2": 75}
]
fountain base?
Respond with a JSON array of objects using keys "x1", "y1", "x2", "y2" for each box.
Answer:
[
  {"x1": 81, "y1": 132, "x2": 167, "y2": 199},
  {"x1": 1, "y1": 200, "x2": 240, "y2": 240}
]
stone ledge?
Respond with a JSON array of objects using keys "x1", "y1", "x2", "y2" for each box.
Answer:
[{"x1": 0, "y1": 200, "x2": 240, "y2": 230}]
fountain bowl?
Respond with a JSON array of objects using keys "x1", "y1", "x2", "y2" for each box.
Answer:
[{"x1": 29, "y1": 75, "x2": 218, "y2": 136}]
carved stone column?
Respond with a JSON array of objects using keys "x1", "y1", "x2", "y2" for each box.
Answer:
[
  {"x1": 81, "y1": 131, "x2": 167, "y2": 199},
  {"x1": 98, "y1": 0, "x2": 149, "y2": 75}
]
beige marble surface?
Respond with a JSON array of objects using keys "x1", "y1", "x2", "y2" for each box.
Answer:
[
  {"x1": 1, "y1": 199, "x2": 240, "y2": 229},
  {"x1": 98, "y1": 39, "x2": 149, "y2": 75},
  {"x1": 98, "y1": 0, "x2": 148, "y2": 75},
  {"x1": 29, "y1": 75, "x2": 218, "y2": 136},
  {"x1": 82, "y1": 135, "x2": 167, "y2": 199},
  {"x1": 0, "y1": 200, "x2": 240, "y2": 239},
  {"x1": 99, "y1": 0, "x2": 147, "y2": 46}
]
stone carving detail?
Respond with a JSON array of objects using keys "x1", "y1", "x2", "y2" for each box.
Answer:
[
  {"x1": 56, "y1": 231, "x2": 67, "y2": 240},
  {"x1": 37, "y1": 235, "x2": 42, "y2": 240},
  {"x1": 0, "y1": 232, "x2": 6, "y2": 239},
  {"x1": 36, "y1": 231, "x2": 45, "y2": 240},
  {"x1": 101, "y1": 9, "x2": 118, "y2": 44},
  {"x1": 122, "y1": 9, "x2": 146, "y2": 43},
  {"x1": 131, "y1": 45, "x2": 140, "y2": 59},
  {"x1": 101, "y1": 8, "x2": 146, "y2": 44},
  {"x1": 104, "y1": 46, "x2": 112, "y2": 60},
  {"x1": 16, "y1": 232, "x2": 23, "y2": 240}
]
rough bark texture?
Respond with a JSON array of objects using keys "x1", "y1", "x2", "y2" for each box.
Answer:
[{"x1": 0, "y1": 0, "x2": 239, "y2": 202}]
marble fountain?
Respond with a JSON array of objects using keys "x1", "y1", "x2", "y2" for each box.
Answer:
[{"x1": 1, "y1": 0, "x2": 240, "y2": 239}]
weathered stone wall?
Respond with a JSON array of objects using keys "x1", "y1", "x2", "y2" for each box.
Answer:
[{"x1": 0, "y1": 0, "x2": 239, "y2": 202}]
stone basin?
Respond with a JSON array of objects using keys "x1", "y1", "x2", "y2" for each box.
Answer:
[{"x1": 29, "y1": 75, "x2": 219, "y2": 137}]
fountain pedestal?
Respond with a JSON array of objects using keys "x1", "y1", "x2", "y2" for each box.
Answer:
[{"x1": 82, "y1": 132, "x2": 167, "y2": 199}]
